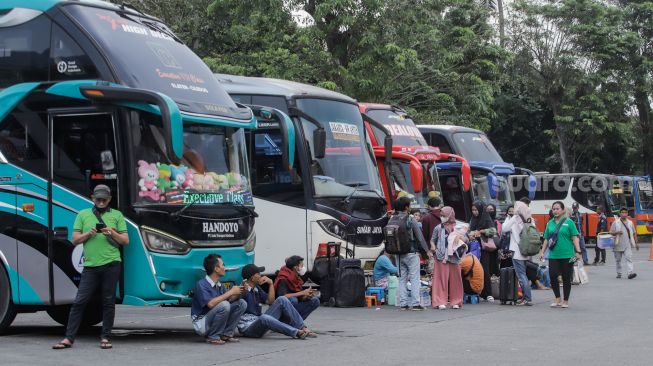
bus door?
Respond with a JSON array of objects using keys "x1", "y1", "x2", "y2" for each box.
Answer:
[
  {"x1": 438, "y1": 171, "x2": 470, "y2": 222},
  {"x1": 0, "y1": 184, "x2": 19, "y2": 302},
  {"x1": 48, "y1": 108, "x2": 121, "y2": 304}
]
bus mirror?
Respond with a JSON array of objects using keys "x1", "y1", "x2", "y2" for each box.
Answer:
[
  {"x1": 313, "y1": 129, "x2": 326, "y2": 159},
  {"x1": 250, "y1": 106, "x2": 295, "y2": 170},
  {"x1": 79, "y1": 85, "x2": 183, "y2": 162},
  {"x1": 409, "y1": 160, "x2": 423, "y2": 193},
  {"x1": 527, "y1": 175, "x2": 537, "y2": 200},
  {"x1": 487, "y1": 172, "x2": 499, "y2": 199}
]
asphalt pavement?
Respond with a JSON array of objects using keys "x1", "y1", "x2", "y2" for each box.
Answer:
[{"x1": 2, "y1": 242, "x2": 652, "y2": 366}]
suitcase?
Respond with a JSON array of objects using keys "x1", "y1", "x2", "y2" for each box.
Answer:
[
  {"x1": 490, "y1": 275, "x2": 500, "y2": 299},
  {"x1": 319, "y1": 242, "x2": 365, "y2": 307},
  {"x1": 499, "y1": 267, "x2": 518, "y2": 305}
]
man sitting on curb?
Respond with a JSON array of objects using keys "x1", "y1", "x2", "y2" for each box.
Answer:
[
  {"x1": 238, "y1": 264, "x2": 313, "y2": 339},
  {"x1": 191, "y1": 254, "x2": 246, "y2": 345},
  {"x1": 274, "y1": 255, "x2": 320, "y2": 322}
]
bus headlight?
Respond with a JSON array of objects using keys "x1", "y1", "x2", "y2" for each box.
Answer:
[
  {"x1": 244, "y1": 232, "x2": 256, "y2": 252},
  {"x1": 142, "y1": 228, "x2": 190, "y2": 255},
  {"x1": 317, "y1": 219, "x2": 346, "y2": 239}
]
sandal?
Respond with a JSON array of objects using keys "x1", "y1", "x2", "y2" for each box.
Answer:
[
  {"x1": 100, "y1": 339, "x2": 112, "y2": 349},
  {"x1": 52, "y1": 340, "x2": 73, "y2": 350},
  {"x1": 220, "y1": 336, "x2": 240, "y2": 343},
  {"x1": 206, "y1": 338, "x2": 226, "y2": 345},
  {"x1": 550, "y1": 302, "x2": 561, "y2": 308},
  {"x1": 296, "y1": 329, "x2": 309, "y2": 340},
  {"x1": 301, "y1": 327, "x2": 318, "y2": 338}
]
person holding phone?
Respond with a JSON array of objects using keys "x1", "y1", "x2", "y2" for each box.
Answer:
[
  {"x1": 274, "y1": 256, "x2": 320, "y2": 320},
  {"x1": 540, "y1": 201, "x2": 581, "y2": 309},
  {"x1": 190, "y1": 254, "x2": 246, "y2": 345},
  {"x1": 53, "y1": 185, "x2": 129, "y2": 350}
]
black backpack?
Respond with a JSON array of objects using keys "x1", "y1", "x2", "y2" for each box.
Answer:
[{"x1": 384, "y1": 213, "x2": 413, "y2": 255}]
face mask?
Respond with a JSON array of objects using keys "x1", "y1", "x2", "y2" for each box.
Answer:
[{"x1": 298, "y1": 266, "x2": 307, "y2": 276}]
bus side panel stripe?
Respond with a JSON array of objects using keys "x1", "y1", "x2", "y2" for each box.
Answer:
[{"x1": 0, "y1": 82, "x2": 40, "y2": 122}]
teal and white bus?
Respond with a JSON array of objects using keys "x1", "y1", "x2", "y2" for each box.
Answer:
[{"x1": 0, "y1": 0, "x2": 291, "y2": 332}]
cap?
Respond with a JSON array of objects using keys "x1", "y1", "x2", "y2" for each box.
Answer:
[
  {"x1": 93, "y1": 184, "x2": 111, "y2": 199},
  {"x1": 572, "y1": 202, "x2": 579, "y2": 208},
  {"x1": 241, "y1": 264, "x2": 265, "y2": 280}
]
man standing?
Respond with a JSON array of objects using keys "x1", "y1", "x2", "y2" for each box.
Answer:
[
  {"x1": 190, "y1": 254, "x2": 246, "y2": 345},
  {"x1": 394, "y1": 196, "x2": 430, "y2": 311},
  {"x1": 593, "y1": 206, "x2": 608, "y2": 265},
  {"x1": 238, "y1": 264, "x2": 312, "y2": 339},
  {"x1": 53, "y1": 185, "x2": 129, "y2": 350},
  {"x1": 421, "y1": 197, "x2": 442, "y2": 245},
  {"x1": 570, "y1": 202, "x2": 590, "y2": 265},
  {"x1": 610, "y1": 208, "x2": 639, "y2": 279}
]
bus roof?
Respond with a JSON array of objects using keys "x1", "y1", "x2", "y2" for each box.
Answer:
[
  {"x1": 416, "y1": 124, "x2": 484, "y2": 135},
  {"x1": 215, "y1": 74, "x2": 357, "y2": 103},
  {"x1": 2, "y1": 0, "x2": 137, "y2": 12}
]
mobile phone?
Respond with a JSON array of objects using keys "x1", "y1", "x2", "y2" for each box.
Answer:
[
  {"x1": 96, "y1": 223, "x2": 106, "y2": 231},
  {"x1": 569, "y1": 256, "x2": 578, "y2": 264}
]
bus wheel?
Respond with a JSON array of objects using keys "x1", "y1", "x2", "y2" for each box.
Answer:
[
  {"x1": 47, "y1": 302, "x2": 103, "y2": 328},
  {"x1": 0, "y1": 266, "x2": 18, "y2": 334}
]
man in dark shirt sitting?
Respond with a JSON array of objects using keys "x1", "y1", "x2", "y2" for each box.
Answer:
[
  {"x1": 273, "y1": 255, "x2": 320, "y2": 322},
  {"x1": 237, "y1": 264, "x2": 311, "y2": 339},
  {"x1": 191, "y1": 254, "x2": 246, "y2": 345}
]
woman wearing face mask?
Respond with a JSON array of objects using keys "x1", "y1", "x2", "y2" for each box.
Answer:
[
  {"x1": 469, "y1": 201, "x2": 499, "y2": 302},
  {"x1": 486, "y1": 203, "x2": 501, "y2": 233},
  {"x1": 430, "y1": 207, "x2": 466, "y2": 309},
  {"x1": 274, "y1": 256, "x2": 320, "y2": 322}
]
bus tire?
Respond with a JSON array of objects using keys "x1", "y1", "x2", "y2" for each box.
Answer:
[
  {"x1": 47, "y1": 302, "x2": 103, "y2": 328},
  {"x1": 0, "y1": 266, "x2": 18, "y2": 334}
]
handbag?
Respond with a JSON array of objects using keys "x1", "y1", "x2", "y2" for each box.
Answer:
[
  {"x1": 480, "y1": 236, "x2": 497, "y2": 252},
  {"x1": 572, "y1": 261, "x2": 589, "y2": 285},
  {"x1": 547, "y1": 218, "x2": 566, "y2": 250}
]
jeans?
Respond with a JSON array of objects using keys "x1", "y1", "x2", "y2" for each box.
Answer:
[
  {"x1": 537, "y1": 266, "x2": 551, "y2": 288},
  {"x1": 579, "y1": 236, "x2": 589, "y2": 264},
  {"x1": 204, "y1": 299, "x2": 246, "y2": 340},
  {"x1": 65, "y1": 261, "x2": 121, "y2": 342},
  {"x1": 398, "y1": 252, "x2": 421, "y2": 307},
  {"x1": 241, "y1": 297, "x2": 304, "y2": 338},
  {"x1": 512, "y1": 259, "x2": 532, "y2": 302},
  {"x1": 614, "y1": 247, "x2": 634, "y2": 275},
  {"x1": 549, "y1": 258, "x2": 573, "y2": 301},
  {"x1": 287, "y1": 296, "x2": 320, "y2": 320}
]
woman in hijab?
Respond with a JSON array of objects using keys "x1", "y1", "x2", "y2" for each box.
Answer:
[
  {"x1": 430, "y1": 207, "x2": 465, "y2": 309},
  {"x1": 501, "y1": 201, "x2": 535, "y2": 306},
  {"x1": 469, "y1": 200, "x2": 499, "y2": 302},
  {"x1": 486, "y1": 203, "x2": 501, "y2": 233}
]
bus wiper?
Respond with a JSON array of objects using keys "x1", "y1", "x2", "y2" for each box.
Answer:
[
  {"x1": 216, "y1": 202, "x2": 259, "y2": 218},
  {"x1": 343, "y1": 182, "x2": 366, "y2": 204},
  {"x1": 170, "y1": 199, "x2": 197, "y2": 219},
  {"x1": 117, "y1": 1, "x2": 146, "y2": 16},
  {"x1": 141, "y1": 19, "x2": 183, "y2": 43}
]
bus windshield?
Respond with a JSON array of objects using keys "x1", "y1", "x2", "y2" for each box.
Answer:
[
  {"x1": 366, "y1": 109, "x2": 427, "y2": 147},
  {"x1": 472, "y1": 173, "x2": 514, "y2": 216},
  {"x1": 452, "y1": 132, "x2": 504, "y2": 163},
  {"x1": 64, "y1": 4, "x2": 244, "y2": 120},
  {"x1": 639, "y1": 180, "x2": 653, "y2": 211},
  {"x1": 297, "y1": 98, "x2": 382, "y2": 199},
  {"x1": 130, "y1": 113, "x2": 252, "y2": 206}
]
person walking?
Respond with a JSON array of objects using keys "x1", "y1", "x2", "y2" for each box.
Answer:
[
  {"x1": 610, "y1": 207, "x2": 639, "y2": 279},
  {"x1": 394, "y1": 196, "x2": 430, "y2": 310},
  {"x1": 53, "y1": 185, "x2": 129, "y2": 350},
  {"x1": 430, "y1": 207, "x2": 466, "y2": 309},
  {"x1": 421, "y1": 197, "x2": 442, "y2": 243},
  {"x1": 502, "y1": 201, "x2": 535, "y2": 306},
  {"x1": 570, "y1": 202, "x2": 590, "y2": 265},
  {"x1": 593, "y1": 206, "x2": 608, "y2": 265},
  {"x1": 539, "y1": 201, "x2": 582, "y2": 308},
  {"x1": 469, "y1": 201, "x2": 499, "y2": 302}
]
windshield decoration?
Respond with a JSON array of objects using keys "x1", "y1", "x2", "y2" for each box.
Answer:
[
  {"x1": 384, "y1": 124, "x2": 422, "y2": 138},
  {"x1": 329, "y1": 122, "x2": 359, "y2": 141},
  {"x1": 136, "y1": 160, "x2": 252, "y2": 205}
]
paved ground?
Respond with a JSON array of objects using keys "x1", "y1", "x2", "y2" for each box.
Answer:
[{"x1": 2, "y1": 243, "x2": 652, "y2": 366}]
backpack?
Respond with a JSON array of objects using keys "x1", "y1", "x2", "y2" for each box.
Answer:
[
  {"x1": 384, "y1": 213, "x2": 413, "y2": 255},
  {"x1": 518, "y1": 214, "x2": 542, "y2": 256}
]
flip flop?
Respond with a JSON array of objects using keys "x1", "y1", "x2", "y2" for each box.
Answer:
[
  {"x1": 220, "y1": 336, "x2": 240, "y2": 343},
  {"x1": 100, "y1": 340, "x2": 112, "y2": 349},
  {"x1": 206, "y1": 338, "x2": 226, "y2": 345},
  {"x1": 52, "y1": 341, "x2": 72, "y2": 350},
  {"x1": 296, "y1": 329, "x2": 309, "y2": 340}
]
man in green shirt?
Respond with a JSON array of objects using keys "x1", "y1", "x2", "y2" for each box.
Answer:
[
  {"x1": 539, "y1": 201, "x2": 581, "y2": 309},
  {"x1": 53, "y1": 185, "x2": 129, "y2": 350}
]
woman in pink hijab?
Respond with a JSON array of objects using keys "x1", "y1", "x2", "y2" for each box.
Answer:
[{"x1": 430, "y1": 206, "x2": 465, "y2": 309}]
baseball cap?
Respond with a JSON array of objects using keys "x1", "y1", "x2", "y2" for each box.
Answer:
[
  {"x1": 93, "y1": 184, "x2": 111, "y2": 199},
  {"x1": 241, "y1": 264, "x2": 265, "y2": 280},
  {"x1": 572, "y1": 202, "x2": 579, "y2": 208}
]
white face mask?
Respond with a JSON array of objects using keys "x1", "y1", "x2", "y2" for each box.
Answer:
[{"x1": 298, "y1": 266, "x2": 307, "y2": 276}]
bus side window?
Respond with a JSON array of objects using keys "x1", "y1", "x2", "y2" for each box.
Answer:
[
  {"x1": 0, "y1": 14, "x2": 51, "y2": 88},
  {"x1": 50, "y1": 25, "x2": 99, "y2": 81},
  {"x1": 52, "y1": 114, "x2": 119, "y2": 207},
  {"x1": 425, "y1": 133, "x2": 453, "y2": 154},
  {"x1": 0, "y1": 111, "x2": 48, "y2": 177}
]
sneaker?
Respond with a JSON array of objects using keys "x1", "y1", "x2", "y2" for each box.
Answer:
[
  {"x1": 411, "y1": 305, "x2": 425, "y2": 311},
  {"x1": 600, "y1": 261, "x2": 606, "y2": 265},
  {"x1": 628, "y1": 273, "x2": 637, "y2": 279},
  {"x1": 516, "y1": 300, "x2": 533, "y2": 306},
  {"x1": 486, "y1": 296, "x2": 495, "y2": 303},
  {"x1": 616, "y1": 273, "x2": 622, "y2": 279},
  {"x1": 400, "y1": 305, "x2": 409, "y2": 310},
  {"x1": 437, "y1": 304, "x2": 446, "y2": 310},
  {"x1": 452, "y1": 304, "x2": 460, "y2": 309}
]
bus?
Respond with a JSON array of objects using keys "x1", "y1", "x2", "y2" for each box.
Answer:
[
  {"x1": 418, "y1": 124, "x2": 535, "y2": 220},
  {"x1": 611, "y1": 176, "x2": 653, "y2": 235},
  {"x1": 217, "y1": 74, "x2": 389, "y2": 273},
  {"x1": 512, "y1": 173, "x2": 618, "y2": 240},
  {"x1": 359, "y1": 104, "x2": 471, "y2": 212},
  {"x1": 0, "y1": 0, "x2": 292, "y2": 333}
]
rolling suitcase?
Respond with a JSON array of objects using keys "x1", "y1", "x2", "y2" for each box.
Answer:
[
  {"x1": 499, "y1": 267, "x2": 519, "y2": 305},
  {"x1": 319, "y1": 242, "x2": 365, "y2": 307}
]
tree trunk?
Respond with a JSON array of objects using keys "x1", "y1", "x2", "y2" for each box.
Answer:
[
  {"x1": 497, "y1": 0, "x2": 505, "y2": 47},
  {"x1": 634, "y1": 89, "x2": 653, "y2": 182},
  {"x1": 555, "y1": 124, "x2": 573, "y2": 173}
]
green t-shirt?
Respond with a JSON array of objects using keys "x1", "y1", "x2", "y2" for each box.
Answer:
[
  {"x1": 73, "y1": 208, "x2": 127, "y2": 267},
  {"x1": 543, "y1": 217, "x2": 579, "y2": 259}
]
